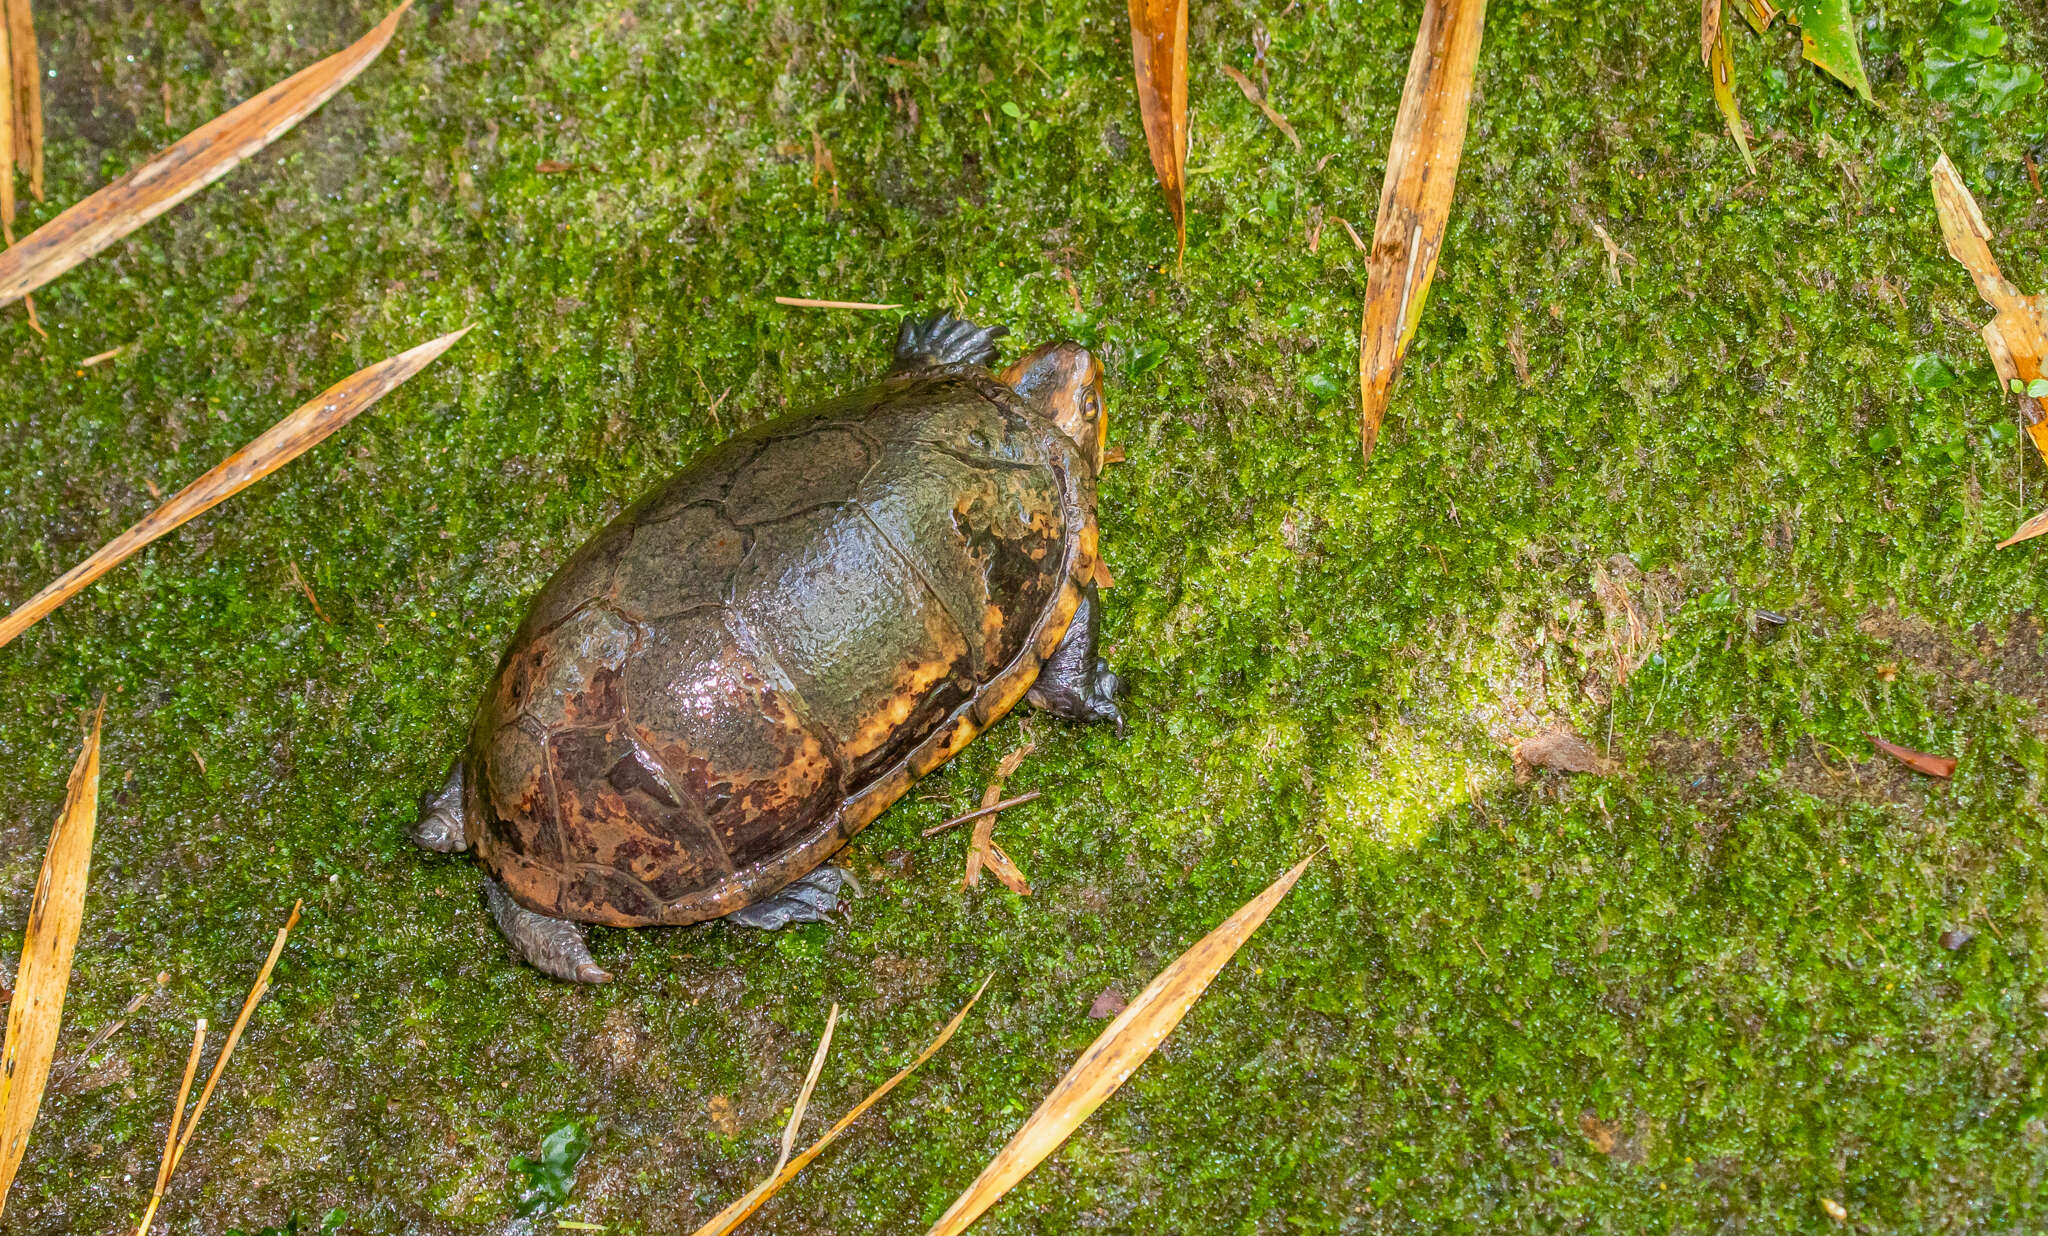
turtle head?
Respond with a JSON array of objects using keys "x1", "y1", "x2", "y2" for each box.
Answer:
[{"x1": 1000, "y1": 342, "x2": 1107, "y2": 472}]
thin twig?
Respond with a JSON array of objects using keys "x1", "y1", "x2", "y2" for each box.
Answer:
[{"x1": 921, "y1": 790, "x2": 1042, "y2": 837}]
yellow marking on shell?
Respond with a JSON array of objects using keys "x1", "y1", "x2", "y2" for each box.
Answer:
[{"x1": 840, "y1": 622, "x2": 969, "y2": 765}]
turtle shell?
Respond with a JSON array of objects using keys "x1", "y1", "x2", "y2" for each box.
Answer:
[{"x1": 465, "y1": 368, "x2": 1099, "y2": 927}]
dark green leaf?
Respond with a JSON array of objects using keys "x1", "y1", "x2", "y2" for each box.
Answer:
[{"x1": 511, "y1": 1121, "x2": 590, "y2": 1216}]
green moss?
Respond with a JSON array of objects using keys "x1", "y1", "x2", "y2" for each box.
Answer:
[{"x1": 1, "y1": 0, "x2": 2045, "y2": 1229}]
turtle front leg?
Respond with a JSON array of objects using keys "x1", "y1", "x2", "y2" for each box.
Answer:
[
  {"x1": 483, "y1": 877, "x2": 612, "y2": 984},
  {"x1": 1027, "y1": 583, "x2": 1125, "y2": 733},
  {"x1": 410, "y1": 759, "x2": 468, "y2": 852}
]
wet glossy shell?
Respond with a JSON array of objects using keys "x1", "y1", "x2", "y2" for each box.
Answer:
[{"x1": 465, "y1": 369, "x2": 1098, "y2": 926}]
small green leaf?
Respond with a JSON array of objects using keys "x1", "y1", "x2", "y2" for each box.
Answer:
[
  {"x1": 1907, "y1": 354, "x2": 1956, "y2": 391},
  {"x1": 1000, "y1": 101, "x2": 1024, "y2": 120},
  {"x1": 1975, "y1": 60, "x2": 2044, "y2": 112},
  {"x1": 1790, "y1": 0, "x2": 1873, "y2": 100},
  {"x1": 1867, "y1": 425, "x2": 1899, "y2": 452},
  {"x1": 2028, "y1": 378, "x2": 2048, "y2": 398}
]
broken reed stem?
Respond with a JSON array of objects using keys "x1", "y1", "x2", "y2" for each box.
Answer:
[
  {"x1": 154, "y1": 901, "x2": 302, "y2": 1208},
  {"x1": 133, "y1": 1017, "x2": 207, "y2": 1236},
  {"x1": 0, "y1": 326, "x2": 470, "y2": 651},
  {"x1": 921, "y1": 790, "x2": 1042, "y2": 837},
  {"x1": 773, "y1": 297, "x2": 904, "y2": 310},
  {"x1": 0, "y1": 1, "x2": 412, "y2": 309},
  {"x1": 774, "y1": 1004, "x2": 839, "y2": 1178},
  {"x1": 689, "y1": 974, "x2": 995, "y2": 1236}
]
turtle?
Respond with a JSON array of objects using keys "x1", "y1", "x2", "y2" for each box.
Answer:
[{"x1": 409, "y1": 312, "x2": 1123, "y2": 982}]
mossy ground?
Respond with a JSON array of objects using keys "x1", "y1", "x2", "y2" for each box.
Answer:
[{"x1": 2, "y1": 0, "x2": 2045, "y2": 1230}]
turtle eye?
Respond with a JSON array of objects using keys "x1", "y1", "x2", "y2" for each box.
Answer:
[{"x1": 1082, "y1": 391, "x2": 1100, "y2": 421}]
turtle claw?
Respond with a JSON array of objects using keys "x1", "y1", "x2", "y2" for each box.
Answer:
[
  {"x1": 726, "y1": 865, "x2": 851, "y2": 930},
  {"x1": 893, "y1": 311, "x2": 1007, "y2": 371}
]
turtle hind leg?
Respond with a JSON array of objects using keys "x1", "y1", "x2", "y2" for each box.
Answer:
[
  {"x1": 1027, "y1": 583, "x2": 1127, "y2": 734},
  {"x1": 725, "y1": 865, "x2": 853, "y2": 930},
  {"x1": 410, "y1": 759, "x2": 469, "y2": 853},
  {"x1": 484, "y1": 877, "x2": 612, "y2": 984},
  {"x1": 893, "y1": 311, "x2": 1007, "y2": 372}
]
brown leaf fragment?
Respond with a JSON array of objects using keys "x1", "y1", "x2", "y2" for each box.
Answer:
[
  {"x1": 994, "y1": 741, "x2": 1037, "y2": 782},
  {"x1": 1357, "y1": 0, "x2": 1487, "y2": 463},
  {"x1": 924, "y1": 856, "x2": 1314, "y2": 1236},
  {"x1": 1700, "y1": 0, "x2": 1723, "y2": 66},
  {"x1": 1220, "y1": 64, "x2": 1302, "y2": 153},
  {"x1": 983, "y1": 840, "x2": 1033, "y2": 895},
  {"x1": 964, "y1": 783, "x2": 1004, "y2": 888},
  {"x1": 1866, "y1": 734, "x2": 1956, "y2": 779},
  {"x1": 1101, "y1": 443, "x2": 1127, "y2": 465},
  {"x1": 0, "y1": 325, "x2": 468, "y2": 651},
  {"x1": 0, "y1": 704, "x2": 102, "y2": 1221},
  {"x1": 1577, "y1": 1111, "x2": 1617, "y2": 1154},
  {"x1": 1127, "y1": 0, "x2": 1189, "y2": 257},
  {"x1": 1513, "y1": 726, "x2": 1617, "y2": 783},
  {"x1": 1929, "y1": 154, "x2": 2048, "y2": 525},
  {"x1": 1087, "y1": 987, "x2": 1127, "y2": 1019},
  {"x1": 1820, "y1": 1197, "x2": 1848, "y2": 1223},
  {"x1": 0, "y1": 2, "x2": 411, "y2": 310},
  {"x1": 533, "y1": 159, "x2": 575, "y2": 174},
  {"x1": 5, "y1": 0, "x2": 41, "y2": 201},
  {"x1": 1505, "y1": 321, "x2": 1531, "y2": 386}
]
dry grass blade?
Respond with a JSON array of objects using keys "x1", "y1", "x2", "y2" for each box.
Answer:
[
  {"x1": 1998, "y1": 506, "x2": 2048, "y2": 549},
  {"x1": 774, "y1": 296, "x2": 904, "y2": 310},
  {"x1": 5, "y1": 0, "x2": 39, "y2": 202},
  {"x1": 924, "y1": 856, "x2": 1315, "y2": 1236},
  {"x1": 0, "y1": 1, "x2": 411, "y2": 309},
  {"x1": 774, "y1": 1005, "x2": 838, "y2": 1177},
  {"x1": 0, "y1": 325, "x2": 470, "y2": 651},
  {"x1": 1127, "y1": 0, "x2": 1189, "y2": 258},
  {"x1": 140, "y1": 1018, "x2": 206, "y2": 1225},
  {"x1": 690, "y1": 974, "x2": 994, "y2": 1236},
  {"x1": 135, "y1": 900, "x2": 301, "y2": 1234},
  {"x1": 1357, "y1": 0, "x2": 1487, "y2": 463},
  {"x1": 1220, "y1": 64, "x2": 1302, "y2": 153},
  {"x1": 0, "y1": 703, "x2": 104, "y2": 1221},
  {"x1": 1930, "y1": 154, "x2": 2048, "y2": 512}
]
